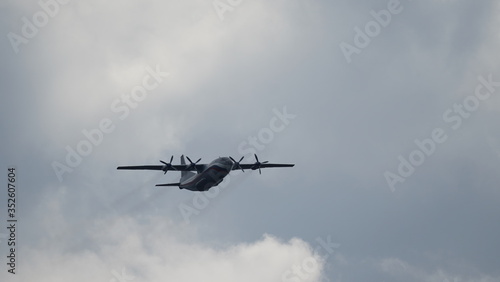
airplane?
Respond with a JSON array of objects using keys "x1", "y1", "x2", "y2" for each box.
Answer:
[{"x1": 117, "y1": 154, "x2": 294, "y2": 191}]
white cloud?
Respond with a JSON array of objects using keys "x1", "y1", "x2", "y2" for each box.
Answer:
[
  {"x1": 17, "y1": 214, "x2": 325, "y2": 282},
  {"x1": 11, "y1": 0, "x2": 306, "y2": 160}
]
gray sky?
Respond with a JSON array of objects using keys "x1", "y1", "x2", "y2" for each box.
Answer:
[{"x1": 1, "y1": 0, "x2": 500, "y2": 281}]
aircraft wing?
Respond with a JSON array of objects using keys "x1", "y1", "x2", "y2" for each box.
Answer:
[
  {"x1": 236, "y1": 163, "x2": 295, "y2": 170},
  {"x1": 117, "y1": 163, "x2": 293, "y2": 171},
  {"x1": 229, "y1": 154, "x2": 294, "y2": 174},
  {"x1": 117, "y1": 165, "x2": 164, "y2": 170},
  {"x1": 116, "y1": 164, "x2": 203, "y2": 171},
  {"x1": 117, "y1": 155, "x2": 206, "y2": 173}
]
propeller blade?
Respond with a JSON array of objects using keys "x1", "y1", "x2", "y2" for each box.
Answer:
[
  {"x1": 252, "y1": 154, "x2": 268, "y2": 174},
  {"x1": 160, "y1": 160, "x2": 167, "y2": 175},
  {"x1": 160, "y1": 155, "x2": 176, "y2": 174},
  {"x1": 230, "y1": 156, "x2": 245, "y2": 172},
  {"x1": 185, "y1": 156, "x2": 201, "y2": 170}
]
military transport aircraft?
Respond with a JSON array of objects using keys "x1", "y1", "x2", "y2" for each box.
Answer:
[{"x1": 117, "y1": 154, "x2": 294, "y2": 191}]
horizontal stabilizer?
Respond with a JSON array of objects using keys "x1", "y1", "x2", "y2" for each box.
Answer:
[{"x1": 155, "y1": 183, "x2": 181, "y2": 187}]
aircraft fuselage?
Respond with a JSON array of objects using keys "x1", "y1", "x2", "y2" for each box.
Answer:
[{"x1": 180, "y1": 157, "x2": 233, "y2": 191}]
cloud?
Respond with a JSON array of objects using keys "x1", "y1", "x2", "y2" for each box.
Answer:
[
  {"x1": 18, "y1": 213, "x2": 325, "y2": 282},
  {"x1": 3, "y1": 1, "x2": 500, "y2": 282},
  {"x1": 4, "y1": 0, "x2": 309, "y2": 163}
]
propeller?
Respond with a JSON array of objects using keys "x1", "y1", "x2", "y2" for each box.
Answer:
[
  {"x1": 230, "y1": 156, "x2": 245, "y2": 172},
  {"x1": 160, "y1": 155, "x2": 176, "y2": 175},
  {"x1": 251, "y1": 154, "x2": 268, "y2": 174},
  {"x1": 185, "y1": 156, "x2": 201, "y2": 171}
]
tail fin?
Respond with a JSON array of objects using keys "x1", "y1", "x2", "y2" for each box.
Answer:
[{"x1": 180, "y1": 155, "x2": 195, "y2": 182}]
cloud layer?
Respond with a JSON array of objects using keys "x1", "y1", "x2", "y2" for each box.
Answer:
[
  {"x1": 18, "y1": 214, "x2": 324, "y2": 282},
  {"x1": 2, "y1": 0, "x2": 500, "y2": 281}
]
